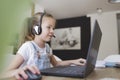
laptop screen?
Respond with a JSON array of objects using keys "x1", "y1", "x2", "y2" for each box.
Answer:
[{"x1": 85, "y1": 20, "x2": 102, "y2": 76}]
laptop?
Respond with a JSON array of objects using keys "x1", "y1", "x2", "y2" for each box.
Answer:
[{"x1": 41, "y1": 20, "x2": 102, "y2": 78}]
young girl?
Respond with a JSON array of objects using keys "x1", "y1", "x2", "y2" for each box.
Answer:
[{"x1": 2, "y1": 12, "x2": 86, "y2": 80}]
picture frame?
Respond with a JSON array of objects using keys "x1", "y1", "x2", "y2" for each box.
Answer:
[{"x1": 51, "y1": 16, "x2": 91, "y2": 60}]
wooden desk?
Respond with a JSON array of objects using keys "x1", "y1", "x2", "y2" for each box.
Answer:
[
  {"x1": 7, "y1": 68, "x2": 120, "y2": 80},
  {"x1": 41, "y1": 68, "x2": 120, "y2": 80}
]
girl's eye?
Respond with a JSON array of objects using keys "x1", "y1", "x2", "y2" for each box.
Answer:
[
  {"x1": 47, "y1": 26, "x2": 51, "y2": 29},
  {"x1": 47, "y1": 26, "x2": 55, "y2": 30}
]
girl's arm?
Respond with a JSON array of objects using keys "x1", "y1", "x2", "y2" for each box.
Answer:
[
  {"x1": 50, "y1": 55, "x2": 86, "y2": 67},
  {"x1": 0, "y1": 54, "x2": 40, "y2": 80},
  {"x1": 7, "y1": 54, "x2": 24, "y2": 71},
  {"x1": 0, "y1": 54, "x2": 24, "y2": 79}
]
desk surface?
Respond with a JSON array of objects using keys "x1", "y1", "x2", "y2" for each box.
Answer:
[
  {"x1": 9, "y1": 68, "x2": 120, "y2": 80},
  {"x1": 41, "y1": 68, "x2": 120, "y2": 80}
]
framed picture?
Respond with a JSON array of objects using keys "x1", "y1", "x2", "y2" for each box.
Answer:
[
  {"x1": 50, "y1": 16, "x2": 90, "y2": 60},
  {"x1": 51, "y1": 27, "x2": 81, "y2": 50}
]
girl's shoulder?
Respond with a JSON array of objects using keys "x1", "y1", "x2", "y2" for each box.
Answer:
[
  {"x1": 20, "y1": 41, "x2": 33, "y2": 49},
  {"x1": 22, "y1": 41, "x2": 32, "y2": 45}
]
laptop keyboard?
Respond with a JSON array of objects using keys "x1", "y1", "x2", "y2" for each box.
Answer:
[
  {"x1": 55, "y1": 66, "x2": 84, "y2": 73},
  {"x1": 41, "y1": 65, "x2": 85, "y2": 77}
]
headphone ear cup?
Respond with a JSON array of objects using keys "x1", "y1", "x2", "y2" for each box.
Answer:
[
  {"x1": 33, "y1": 26, "x2": 40, "y2": 35},
  {"x1": 33, "y1": 25, "x2": 42, "y2": 35}
]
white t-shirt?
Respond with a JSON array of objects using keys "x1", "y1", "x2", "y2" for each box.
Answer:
[{"x1": 17, "y1": 41, "x2": 52, "y2": 70}]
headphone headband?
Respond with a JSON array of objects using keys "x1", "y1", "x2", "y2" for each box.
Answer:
[{"x1": 39, "y1": 13, "x2": 45, "y2": 29}]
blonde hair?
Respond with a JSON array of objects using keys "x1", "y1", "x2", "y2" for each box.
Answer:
[{"x1": 18, "y1": 12, "x2": 56, "y2": 48}]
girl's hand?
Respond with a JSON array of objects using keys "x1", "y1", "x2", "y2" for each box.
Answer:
[
  {"x1": 72, "y1": 58, "x2": 86, "y2": 66},
  {"x1": 13, "y1": 65, "x2": 40, "y2": 80}
]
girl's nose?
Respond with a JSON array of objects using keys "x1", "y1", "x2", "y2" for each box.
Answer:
[{"x1": 50, "y1": 28, "x2": 54, "y2": 33}]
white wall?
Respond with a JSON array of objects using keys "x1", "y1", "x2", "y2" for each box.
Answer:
[
  {"x1": 87, "y1": 11, "x2": 120, "y2": 60},
  {"x1": 34, "y1": 3, "x2": 45, "y2": 13}
]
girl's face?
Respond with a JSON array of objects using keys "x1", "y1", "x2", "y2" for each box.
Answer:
[{"x1": 39, "y1": 17, "x2": 56, "y2": 42}]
